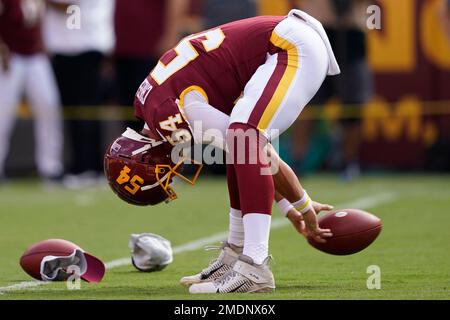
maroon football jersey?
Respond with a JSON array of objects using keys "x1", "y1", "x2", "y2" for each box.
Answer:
[
  {"x1": 134, "y1": 16, "x2": 285, "y2": 144},
  {"x1": 0, "y1": 0, "x2": 44, "y2": 55}
]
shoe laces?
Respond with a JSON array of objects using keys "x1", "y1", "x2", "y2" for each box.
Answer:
[
  {"x1": 204, "y1": 245, "x2": 222, "y2": 251},
  {"x1": 200, "y1": 245, "x2": 225, "y2": 275}
]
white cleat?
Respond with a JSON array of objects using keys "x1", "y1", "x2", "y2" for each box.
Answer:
[
  {"x1": 189, "y1": 255, "x2": 275, "y2": 294},
  {"x1": 179, "y1": 242, "x2": 242, "y2": 286}
]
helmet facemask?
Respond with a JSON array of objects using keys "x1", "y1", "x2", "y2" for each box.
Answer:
[{"x1": 154, "y1": 158, "x2": 203, "y2": 201}]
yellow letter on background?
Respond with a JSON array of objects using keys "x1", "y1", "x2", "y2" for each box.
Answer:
[
  {"x1": 368, "y1": 0, "x2": 415, "y2": 72},
  {"x1": 421, "y1": 0, "x2": 450, "y2": 70},
  {"x1": 258, "y1": 0, "x2": 290, "y2": 15}
]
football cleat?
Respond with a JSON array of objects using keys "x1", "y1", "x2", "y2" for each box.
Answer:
[
  {"x1": 188, "y1": 255, "x2": 275, "y2": 294},
  {"x1": 104, "y1": 128, "x2": 203, "y2": 206},
  {"x1": 180, "y1": 242, "x2": 242, "y2": 286}
]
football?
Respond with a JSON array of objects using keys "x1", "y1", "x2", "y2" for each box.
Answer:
[
  {"x1": 308, "y1": 209, "x2": 382, "y2": 255},
  {"x1": 20, "y1": 239, "x2": 81, "y2": 280}
]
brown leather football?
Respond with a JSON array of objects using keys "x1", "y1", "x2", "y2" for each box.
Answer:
[{"x1": 308, "y1": 209, "x2": 382, "y2": 255}]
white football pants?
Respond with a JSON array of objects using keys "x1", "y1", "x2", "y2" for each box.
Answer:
[
  {"x1": 0, "y1": 53, "x2": 63, "y2": 177},
  {"x1": 181, "y1": 9, "x2": 339, "y2": 147}
]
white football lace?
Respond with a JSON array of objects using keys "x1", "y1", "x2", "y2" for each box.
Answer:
[
  {"x1": 201, "y1": 258, "x2": 223, "y2": 276},
  {"x1": 204, "y1": 245, "x2": 221, "y2": 251},
  {"x1": 200, "y1": 245, "x2": 221, "y2": 273}
]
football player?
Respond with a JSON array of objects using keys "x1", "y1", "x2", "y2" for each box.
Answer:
[
  {"x1": 104, "y1": 9, "x2": 340, "y2": 293},
  {"x1": 0, "y1": 0, "x2": 63, "y2": 182}
]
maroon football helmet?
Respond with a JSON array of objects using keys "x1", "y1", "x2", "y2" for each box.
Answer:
[{"x1": 104, "y1": 128, "x2": 203, "y2": 206}]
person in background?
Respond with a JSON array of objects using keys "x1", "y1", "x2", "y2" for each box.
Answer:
[
  {"x1": 0, "y1": 0, "x2": 63, "y2": 184},
  {"x1": 201, "y1": 0, "x2": 257, "y2": 28},
  {"x1": 44, "y1": 0, "x2": 114, "y2": 188},
  {"x1": 294, "y1": 0, "x2": 373, "y2": 180},
  {"x1": 114, "y1": 0, "x2": 188, "y2": 131},
  {"x1": 439, "y1": 0, "x2": 450, "y2": 43}
]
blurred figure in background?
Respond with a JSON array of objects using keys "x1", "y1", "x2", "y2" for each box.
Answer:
[
  {"x1": 201, "y1": 0, "x2": 257, "y2": 28},
  {"x1": 439, "y1": 0, "x2": 450, "y2": 43},
  {"x1": 294, "y1": 0, "x2": 373, "y2": 180},
  {"x1": 114, "y1": 0, "x2": 187, "y2": 131},
  {"x1": 44, "y1": 0, "x2": 114, "y2": 187},
  {"x1": 0, "y1": 0, "x2": 63, "y2": 184}
]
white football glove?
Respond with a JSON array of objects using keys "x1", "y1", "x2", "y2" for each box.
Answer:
[{"x1": 129, "y1": 233, "x2": 173, "y2": 272}]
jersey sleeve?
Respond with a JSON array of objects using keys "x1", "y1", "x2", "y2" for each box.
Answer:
[
  {"x1": 134, "y1": 93, "x2": 194, "y2": 147},
  {"x1": 153, "y1": 99, "x2": 194, "y2": 146}
]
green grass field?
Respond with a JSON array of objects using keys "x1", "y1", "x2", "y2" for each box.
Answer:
[{"x1": 0, "y1": 174, "x2": 449, "y2": 300}]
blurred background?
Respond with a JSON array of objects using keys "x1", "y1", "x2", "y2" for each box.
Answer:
[{"x1": 1, "y1": 0, "x2": 450, "y2": 188}]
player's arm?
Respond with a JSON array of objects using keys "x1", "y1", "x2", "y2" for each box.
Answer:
[
  {"x1": 438, "y1": 0, "x2": 450, "y2": 43},
  {"x1": 0, "y1": 36, "x2": 8, "y2": 72},
  {"x1": 275, "y1": 191, "x2": 308, "y2": 238},
  {"x1": 267, "y1": 143, "x2": 330, "y2": 209},
  {"x1": 0, "y1": 1, "x2": 9, "y2": 72},
  {"x1": 268, "y1": 144, "x2": 333, "y2": 242}
]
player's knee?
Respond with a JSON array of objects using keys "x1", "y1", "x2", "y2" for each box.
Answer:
[{"x1": 226, "y1": 123, "x2": 267, "y2": 165}]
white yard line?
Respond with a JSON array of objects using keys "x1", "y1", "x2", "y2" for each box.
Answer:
[
  {"x1": 0, "y1": 192, "x2": 396, "y2": 294},
  {"x1": 0, "y1": 281, "x2": 48, "y2": 293}
]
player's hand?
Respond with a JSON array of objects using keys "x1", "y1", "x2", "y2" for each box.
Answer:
[
  {"x1": 312, "y1": 201, "x2": 333, "y2": 214},
  {"x1": 0, "y1": 42, "x2": 10, "y2": 72},
  {"x1": 302, "y1": 210, "x2": 333, "y2": 243},
  {"x1": 287, "y1": 202, "x2": 334, "y2": 241},
  {"x1": 287, "y1": 209, "x2": 308, "y2": 238},
  {"x1": 287, "y1": 210, "x2": 333, "y2": 242}
]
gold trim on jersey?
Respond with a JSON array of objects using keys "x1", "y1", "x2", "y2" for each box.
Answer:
[
  {"x1": 179, "y1": 85, "x2": 209, "y2": 110},
  {"x1": 257, "y1": 31, "x2": 299, "y2": 131}
]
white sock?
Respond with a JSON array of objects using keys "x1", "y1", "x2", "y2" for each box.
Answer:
[
  {"x1": 242, "y1": 213, "x2": 271, "y2": 265},
  {"x1": 227, "y1": 208, "x2": 244, "y2": 247}
]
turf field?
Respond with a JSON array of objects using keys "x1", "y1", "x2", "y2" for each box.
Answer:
[{"x1": 0, "y1": 174, "x2": 449, "y2": 300}]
